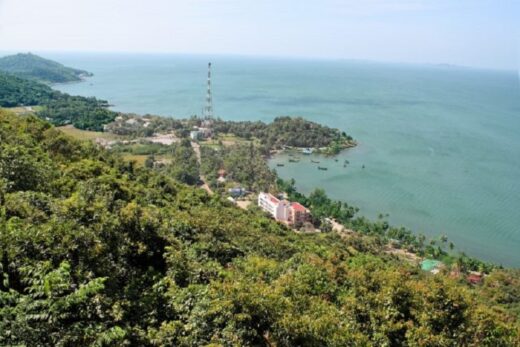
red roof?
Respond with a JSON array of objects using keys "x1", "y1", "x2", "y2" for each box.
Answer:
[
  {"x1": 291, "y1": 202, "x2": 307, "y2": 212},
  {"x1": 269, "y1": 195, "x2": 280, "y2": 204},
  {"x1": 467, "y1": 274, "x2": 482, "y2": 284}
]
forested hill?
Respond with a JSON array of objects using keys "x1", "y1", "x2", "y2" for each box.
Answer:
[
  {"x1": 0, "y1": 53, "x2": 92, "y2": 83},
  {"x1": 213, "y1": 116, "x2": 356, "y2": 151},
  {"x1": 0, "y1": 71, "x2": 57, "y2": 107},
  {"x1": 1, "y1": 109, "x2": 519, "y2": 346},
  {"x1": 0, "y1": 71, "x2": 116, "y2": 130}
]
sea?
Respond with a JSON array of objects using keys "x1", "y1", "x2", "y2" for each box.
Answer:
[{"x1": 47, "y1": 52, "x2": 520, "y2": 266}]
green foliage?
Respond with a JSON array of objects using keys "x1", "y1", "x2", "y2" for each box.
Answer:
[
  {"x1": 0, "y1": 261, "x2": 121, "y2": 346},
  {"x1": 201, "y1": 143, "x2": 276, "y2": 191},
  {"x1": 213, "y1": 116, "x2": 355, "y2": 149},
  {"x1": 478, "y1": 269, "x2": 520, "y2": 318},
  {"x1": 0, "y1": 109, "x2": 519, "y2": 346},
  {"x1": 105, "y1": 113, "x2": 183, "y2": 137},
  {"x1": 0, "y1": 71, "x2": 116, "y2": 130},
  {"x1": 164, "y1": 139, "x2": 200, "y2": 185},
  {"x1": 0, "y1": 71, "x2": 56, "y2": 107},
  {"x1": 38, "y1": 94, "x2": 116, "y2": 131},
  {"x1": 0, "y1": 53, "x2": 92, "y2": 83}
]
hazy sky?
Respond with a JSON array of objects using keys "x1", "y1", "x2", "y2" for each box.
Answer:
[{"x1": 0, "y1": 0, "x2": 518, "y2": 69}]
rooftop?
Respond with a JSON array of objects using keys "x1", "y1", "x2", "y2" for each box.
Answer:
[{"x1": 291, "y1": 202, "x2": 307, "y2": 212}]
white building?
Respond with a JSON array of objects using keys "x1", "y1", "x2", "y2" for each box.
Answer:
[
  {"x1": 190, "y1": 130, "x2": 200, "y2": 140},
  {"x1": 258, "y1": 192, "x2": 289, "y2": 221},
  {"x1": 258, "y1": 192, "x2": 309, "y2": 226}
]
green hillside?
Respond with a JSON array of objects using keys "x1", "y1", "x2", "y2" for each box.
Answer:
[
  {"x1": 0, "y1": 109, "x2": 518, "y2": 346},
  {"x1": 0, "y1": 71, "x2": 116, "y2": 130},
  {"x1": 0, "y1": 71, "x2": 57, "y2": 107},
  {"x1": 0, "y1": 53, "x2": 92, "y2": 83}
]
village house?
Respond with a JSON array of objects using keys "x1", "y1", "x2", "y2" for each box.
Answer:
[
  {"x1": 190, "y1": 126, "x2": 213, "y2": 140},
  {"x1": 257, "y1": 192, "x2": 310, "y2": 226},
  {"x1": 228, "y1": 187, "x2": 247, "y2": 198},
  {"x1": 190, "y1": 130, "x2": 201, "y2": 140}
]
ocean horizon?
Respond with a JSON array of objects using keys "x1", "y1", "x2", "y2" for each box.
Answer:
[{"x1": 47, "y1": 52, "x2": 520, "y2": 266}]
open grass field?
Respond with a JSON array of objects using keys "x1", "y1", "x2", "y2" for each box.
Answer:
[
  {"x1": 121, "y1": 154, "x2": 148, "y2": 167},
  {"x1": 58, "y1": 125, "x2": 123, "y2": 141},
  {"x1": 205, "y1": 133, "x2": 259, "y2": 147},
  {"x1": 3, "y1": 105, "x2": 43, "y2": 115}
]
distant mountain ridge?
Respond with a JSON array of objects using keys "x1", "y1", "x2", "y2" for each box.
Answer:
[{"x1": 0, "y1": 53, "x2": 93, "y2": 83}]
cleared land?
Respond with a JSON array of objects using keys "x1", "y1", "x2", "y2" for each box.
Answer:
[{"x1": 58, "y1": 125, "x2": 123, "y2": 141}]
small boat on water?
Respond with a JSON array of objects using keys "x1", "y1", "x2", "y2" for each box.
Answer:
[
  {"x1": 362, "y1": 164, "x2": 365, "y2": 169},
  {"x1": 344, "y1": 160, "x2": 350, "y2": 164},
  {"x1": 302, "y1": 148, "x2": 313, "y2": 155},
  {"x1": 334, "y1": 159, "x2": 339, "y2": 162},
  {"x1": 277, "y1": 163, "x2": 285, "y2": 167},
  {"x1": 288, "y1": 159, "x2": 300, "y2": 163},
  {"x1": 318, "y1": 166, "x2": 328, "y2": 171},
  {"x1": 311, "y1": 159, "x2": 320, "y2": 164}
]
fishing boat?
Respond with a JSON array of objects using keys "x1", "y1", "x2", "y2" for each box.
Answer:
[
  {"x1": 334, "y1": 159, "x2": 338, "y2": 162},
  {"x1": 311, "y1": 159, "x2": 320, "y2": 164},
  {"x1": 318, "y1": 166, "x2": 328, "y2": 171},
  {"x1": 288, "y1": 159, "x2": 300, "y2": 163},
  {"x1": 344, "y1": 160, "x2": 350, "y2": 164},
  {"x1": 276, "y1": 163, "x2": 285, "y2": 167}
]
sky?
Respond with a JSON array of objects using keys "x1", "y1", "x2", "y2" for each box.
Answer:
[{"x1": 0, "y1": 0, "x2": 518, "y2": 70}]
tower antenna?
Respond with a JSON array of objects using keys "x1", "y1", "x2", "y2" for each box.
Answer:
[{"x1": 203, "y1": 62, "x2": 214, "y2": 119}]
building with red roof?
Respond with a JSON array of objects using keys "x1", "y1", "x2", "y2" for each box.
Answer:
[
  {"x1": 288, "y1": 202, "x2": 310, "y2": 226},
  {"x1": 258, "y1": 192, "x2": 310, "y2": 226}
]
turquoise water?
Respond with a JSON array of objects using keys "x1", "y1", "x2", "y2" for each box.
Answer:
[{"x1": 50, "y1": 53, "x2": 520, "y2": 266}]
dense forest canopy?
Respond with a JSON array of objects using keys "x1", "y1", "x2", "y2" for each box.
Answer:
[
  {"x1": 213, "y1": 116, "x2": 355, "y2": 150},
  {"x1": 201, "y1": 143, "x2": 276, "y2": 191},
  {"x1": 0, "y1": 110, "x2": 519, "y2": 346},
  {"x1": 0, "y1": 71, "x2": 116, "y2": 131},
  {"x1": 0, "y1": 53, "x2": 92, "y2": 83},
  {"x1": 0, "y1": 71, "x2": 57, "y2": 107}
]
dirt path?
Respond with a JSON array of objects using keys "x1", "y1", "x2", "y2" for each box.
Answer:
[
  {"x1": 236, "y1": 200, "x2": 251, "y2": 210},
  {"x1": 191, "y1": 141, "x2": 214, "y2": 196}
]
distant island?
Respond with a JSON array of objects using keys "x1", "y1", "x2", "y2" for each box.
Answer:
[{"x1": 0, "y1": 53, "x2": 93, "y2": 83}]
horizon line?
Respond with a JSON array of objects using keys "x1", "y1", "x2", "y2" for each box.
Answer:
[{"x1": 0, "y1": 48, "x2": 517, "y2": 73}]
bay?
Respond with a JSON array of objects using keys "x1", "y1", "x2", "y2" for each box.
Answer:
[{"x1": 50, "y1": 52, "x2": 520, "y2": 266}]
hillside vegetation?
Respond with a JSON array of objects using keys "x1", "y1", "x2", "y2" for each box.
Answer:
[
  {"x1": 213, "y1": 116, "x2": 356, "y2": 151},
  {"x1": 0, "y1": 109, "x2": 519, "y2": 346},
  {"x1": 0, "y1": 53, "x2": 92, "y2": 83},
  {"x1": 0, "y1": 71, "x2": 116, "y2": 130}
]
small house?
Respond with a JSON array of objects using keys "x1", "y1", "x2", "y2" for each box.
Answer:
[
  {"x1": 190, "y1": 130, "x2": 201, "y2": 140},
  {"x1": 421, "y1": 259, "x2": 442, "y2": 273},
  {"x1": 228, "y1": 187, "x2": 246, "y2": 198},
  {"x1": 467, "y1": 271, "x2": 483, "y2": 285}
]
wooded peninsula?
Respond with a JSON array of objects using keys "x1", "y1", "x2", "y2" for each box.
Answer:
[{"x1": 0, "y1": 54, "x2": 519, "y2": 346}]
